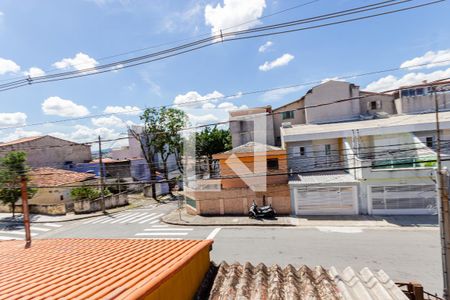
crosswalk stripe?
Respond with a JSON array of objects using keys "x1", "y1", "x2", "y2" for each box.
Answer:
[
  {"x1": 128, "y1": 213, "x2": 156, "y2": 224},
  {"x1": 0, "y1": 236, "x2": 24, "y2": 240},
  {"x1": 30, "y1": 227, "x2": 51, "y2": 232},
  {"x1": 135, "y1": 232, "x2": 189, "y2": 236},
  {"x1": 89, "y1": 215, "x2": 116, "y2": 224},
  {"x1": 102, "y1": 213, "x2": 135, "y2": 224},
  {"x1": 143, "y1": 228, "x2": 193, "y2": 231},
  {"x1": 111, "y1": 213, "x2": 147, "y2": 224},
  {"x1": 151, "y1": 225, "x2": 169, "y2": 228},
  {"x1": 43, "y1": 223, "x2": 62, "y2": 227},
  {"x1": 0, "y1": 231, "x2": 38, "y2": 236},
  {"x1": 148, "y1": 220, "x2": 160, "y2": 225},
  {"x1": 138, "y1": 214, "x2": 164, "y2": 224}
]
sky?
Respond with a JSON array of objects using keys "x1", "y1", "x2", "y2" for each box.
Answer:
[{"x1": 0, "y1": 0, "x2": 449, "y2": 149}]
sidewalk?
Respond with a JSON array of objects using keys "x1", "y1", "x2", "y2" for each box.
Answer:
[
  {"x1": 162, "y1": 208, "x2": 439, "y2": 228},
  {"x1": 0, "y1": 195, "x2": 159, "y2": 224}
]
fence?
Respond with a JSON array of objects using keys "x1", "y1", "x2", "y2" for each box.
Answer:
[{"x1": 73, "y1": 192, "x2": 129, "y2": 214}]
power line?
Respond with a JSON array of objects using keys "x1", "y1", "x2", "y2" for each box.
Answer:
[{"x1": 0, "y1": 0, "x2": 442, "y2": 92}]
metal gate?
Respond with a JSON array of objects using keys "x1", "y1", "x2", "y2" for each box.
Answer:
[{"x1": 297, "y1": 186, "x2": 357, "y2": 215}]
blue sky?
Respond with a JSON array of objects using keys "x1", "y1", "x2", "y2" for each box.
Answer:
[{"x1": 0, "y1": 0, "x2": 449, "y2": 149}]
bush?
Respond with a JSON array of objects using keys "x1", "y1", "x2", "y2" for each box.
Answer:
[{"x1": 71, "y1": 187, "x2": 111, "y2": 201}]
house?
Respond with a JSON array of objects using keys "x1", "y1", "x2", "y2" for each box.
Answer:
[
  {"x1": 229, "y1": 80, "x2": 397, "y2": 147},
  {"x1": 0, "y1": 239, "x2": 212, "y2": 299},
  {"x1": 184, "y1": 142, "x2": 291, "y2": 215},
  {"x1": 27, "y1": 167, "x2": 96, "y2": 207},
  {"x1": 0, "y1": 135, "x2": 92, "y2": 169},
  {"x1": 281, "y1": 111, "x2": 450, "y2": 216}
]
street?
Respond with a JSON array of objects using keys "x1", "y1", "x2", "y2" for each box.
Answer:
[{"x1": 0, "y1": 202, "x2": 442, "y2": 294}]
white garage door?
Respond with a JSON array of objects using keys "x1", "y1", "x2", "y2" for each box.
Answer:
[
  {"x1": 370, "y1": 185, "x2": 437, "y2": 215},
  {"x1": 297, "y1": 186, "x2": 357, "y2": 215}
]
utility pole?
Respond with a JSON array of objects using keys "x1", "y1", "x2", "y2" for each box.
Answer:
[
  {"x1": 434, "y1": 84, "x2": 450, "y2": 299},
  {"x1": 20, "y1": 175, "x2": 31, "y2": 248},
  {"x1": 98, "y1": 135, "x2": 106, "y2": 214}
]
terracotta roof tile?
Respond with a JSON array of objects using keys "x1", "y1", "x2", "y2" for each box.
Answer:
[
  {"x1": 0, "y1": 239, "x2": 212, "y2": 300},
  {"x1": 29, "y1": 167, "x2": 95, "y2": 187}
]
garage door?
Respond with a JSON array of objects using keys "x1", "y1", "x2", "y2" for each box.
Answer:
[
  {"x1": 297, "y1": 186, "x2": 357, "y2": 215},
  {"x1": 370, "y1": 185, "x2": 437, "y2": 215}
]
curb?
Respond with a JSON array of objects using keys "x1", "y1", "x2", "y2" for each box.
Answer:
[{"x1": 161, "y1": 216, "x2": 296, "y2": 227}]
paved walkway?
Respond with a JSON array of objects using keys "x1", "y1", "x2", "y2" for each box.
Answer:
[{"x1": 162, "y1": 208, "x2": 439, "y2": 228}]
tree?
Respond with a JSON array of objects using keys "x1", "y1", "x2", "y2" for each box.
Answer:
[
  {"x1": 0, "y1": 152, "x2": 35, "y2": 217},
  {"x1": 130, "y1": 107, "x2": 186, "y2": 199},
  {"x1": 195, "y1": 126, "x2": 232, "y2": 176}
]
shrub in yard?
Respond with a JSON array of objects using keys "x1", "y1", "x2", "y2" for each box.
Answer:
[{"x1": 71, "y1": 187, "x2": 111, "y2": 201}]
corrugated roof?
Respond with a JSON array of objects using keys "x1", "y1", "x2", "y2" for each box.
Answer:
[
  {"x1": 29, "y1": 167, "x2": 96, "y2": 187},
  {"x1": 209, "y1": 262, "x2": 341, "y2": 300},
  {"x1": 290, "y1": 172, "x2": 358, "y2": 185},
  {"x1": 208, "y1": 263, "x2": 408, "y2": 300},
  {"x1": 220, "y1": 142, "x2": 283, "y2": 155},
  {"x1": 0, "y1": 239, "x2": 212, "y2": 300},
  {"x1": 0, "y1": 136, "x2": 43, "y2": 147},
  {"x1": 329, "y1": 266, "x2": 409, "y2": 300}
]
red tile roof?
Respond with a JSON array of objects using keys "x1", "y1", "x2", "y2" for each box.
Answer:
[
  {"x1": 0, "y1": 239, "x2": 213, "y2": 300},
  {"x1": 29, "y1": 167, "x2": 95, "y2": 187}
]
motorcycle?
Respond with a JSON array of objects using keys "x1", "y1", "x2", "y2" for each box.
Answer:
[{"x1": 248, "y1": 201, "x2": 276, "y2": 219}]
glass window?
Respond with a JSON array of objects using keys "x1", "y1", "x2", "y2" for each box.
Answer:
[
  {"x1": 416, "y1": 88, "x2": 424, "y2": 95},
  {"x1": 370, "y1": 101, "x2": 377, "y2": 110},
  {"x1": 409, "y1": 89, "x2": 416, "y2": 97},
  {"x1": 281, "y1": 111, "x2": 294, "y2": 120},
  {"x1": 267, "y1": 158, "x2": 279, "y2": 170},
  {"x1": 401, "y1": 90, "x2": 409, "y2": 97},
  {"x1": 325, "y1": 144, "x2": 331, "y2": 156},
  {"x1": 300, "y1": 147, "x2": 305, "y2": 156},
  {"x1": 426, "y1": 137, "x2": 434, "y2": 148}
]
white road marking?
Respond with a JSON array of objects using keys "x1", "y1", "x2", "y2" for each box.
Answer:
[
  {"x1": 128, "y1": 213, "x2": 156, "y2": 224},
  {"x1": 138, "y1": 213, "x2": 164, "y2": 224},
  {"x1": 43, "y1": 223, "x2": 62, "y2": 227},
  {"x1": 143, "y1": 228, "x2": 193, "y2": 231},
  {"x1": 0, "y1": 236, "x2": 24, "y2": 240},
  {"x1": 112, "y1": 213, "x2": 148, "y2": 224},
  {"x1": 129, "y1": 237, "x2": 182, "y2": 240},
  {"x1": 135, "y1": 232, "x2": 189, "y2": 236},
  {"x1": 316, "y1": 227, "x2": 363, "y2": 233},
  {"x1": 104, "y1": 213, "x2": 137, "y2": 224},
  {"x1": 206, "y1": 227, "x2": 222, "y2": 240},
  {"x1": 1, "y1": 231, "x2": 38, "y2": 236},
  {"x1": 148, "y1": 220, "x2": 160, "y2": 225},
  {"x1": 151, "y1": 225, "x2": 169, "y2": 228},
  {"x1": 90, "y1": 215, "x2": 117, "y2": 224},
  {"x1": 30, "y1": 226, "x2": 51, "y2": 232}
]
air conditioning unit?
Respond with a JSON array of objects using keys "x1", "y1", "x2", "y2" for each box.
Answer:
[{"x1": 282, "y1": 122, "x2": 292, "y2": 128}]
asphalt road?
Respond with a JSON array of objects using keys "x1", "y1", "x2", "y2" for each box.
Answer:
[{"x1": 0, "y1": 202, "x2": 442, "y2": 295}]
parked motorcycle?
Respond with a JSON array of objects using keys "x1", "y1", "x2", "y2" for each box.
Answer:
[{"x1": 248, "y1": 201, "x2": 276, "y2": 219}]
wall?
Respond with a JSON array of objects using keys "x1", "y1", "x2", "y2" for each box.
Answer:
[
  {"x1": 0, "y1": 136, "x2": 92, "y2": 169},
  {"x1": 359, "y1": 93, "x2": 396, "y2": 115},
  {"x1": 73, "y1": 192, "x2": 129, "y2": 214},
  {"x1": 229, "y1": 108, "x2": 275, "y2": 148},
  {"x1": 0, "y1": 203, "x2": 66, "y2": 215},
  {"x1": 184, "y1": 184, "x2": 291, "y2": 215},
  {"x1": 304, "y1": 81, "x2": 361, "y2": 124},
  {"x1": 396, "y1": 92, "x2": 450, "y2": 114},
  {"x1": 272, "y1": 99, "x2": 306, "y2": 146}
]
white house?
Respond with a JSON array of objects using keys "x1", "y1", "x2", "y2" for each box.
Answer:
[{"x1": 281, "y1": 111, "x2": 450, "y2": 216}]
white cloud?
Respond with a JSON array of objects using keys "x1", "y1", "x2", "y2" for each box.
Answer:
[
  {"x1": 365, "y1": 67, "x2": 450, "y2": 92},
  {"x1": 187, "y1": 113, "x2": 219, "y2": 124},
  {"x1": 103, "y1": 105, "x2": 141, "y2": 115},
  {"x1": 217, "y1": 102, "x2": 248, "y2": 111},
  {"x1": 0, "y1": 112, "x2": 27, "y2": 127},
  {"x1": 1, "y1": 129, "x2": 42, "y2": 143},
  {"x1": 0, "y1": 58, "x2": 20, "y2": 75},
  {"x1": 42, "y1": 96, "x2": 90, "y2": 117},
  {"x1": 163, "y1": 3, "x2": 202, "y2": 33},
  {"x1": 91, "y1": 115, "x2": 126, "y2": 127},
  {"x1": 400, "y1": 49, "x2": 450, "y2": 70},
  {"x1": 205, "y1": 0, "x2": 266, "y2": 35},
  {"x1": 173, "y1": 90, "x2": 224, "y2": 108},
  {"x1": 202, "y1": 102, "x2": 216, "y2": 109},
  {"x1": 23, "y1": 67, "x2": 45, "y2": 78},
  {"x1": 228, "y1": 91, "x2": 243, "y2": 99},
  {"x1": 262, "y1": 86, "x2": 305, "y2": 102},
  {"x1": 53, "y1": 52, "x2": 98, "y2": 71},
  {"x1": 258, "y1": 41, "x2": 273, "y2": 53},
  {"x1": 112, "y1": 64, "x2": 124, "y2": 72},
  {"x1": 259, "y1": 53, "x2": 294, "y2": 71},
  {"x1": 321, "y1": 77, "x2": 342, "y2": 83}
]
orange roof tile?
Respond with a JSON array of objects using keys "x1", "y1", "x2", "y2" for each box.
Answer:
[
  {"x1": 0, "y1": 239, "x2": 213, "y2": 300},
  {"x1": 29, "y1": 167, "x2": 95, "y2": 187}
]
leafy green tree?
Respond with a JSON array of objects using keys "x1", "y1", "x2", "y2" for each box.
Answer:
[
  {"x1": 196, "y1": 126, "x2": 232, "y2": 176},
  {"x1": 0, "y1": 152, "x2": 35, "y2": 217},
  {"x1": 70, "y1": 186, "x2": 111, "y2": 201},
  {"x1": 130, "y1": 107, "x2": 186, "y2": 199}
]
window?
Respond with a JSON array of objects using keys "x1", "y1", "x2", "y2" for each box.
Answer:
[
  {"x1": 276, "y1": 137, "x2": 281, "y2": 146},
  {"x1": 370, "y1": 101, "x2": 377, "y2": 110},
  {"x1": 416, "y1": 88, "x2": 424, "y2": 96},
  {"x1": 426, "y1": 137, "x2": 434, "y2": 148},
  {"x1": 401, "y1": 89, "x2": 409, "y2": 97},
  {"x1": 60, "y1": 195, "x2": 64, "y2": 201},
  {"x1": 325, "y1": 144, "x2": 331, "y2": 156},
  {"x1": 409, "y1": 89, "x2": 416, "y2": 97},
  {"x1": 281, "y1": 110, "x2": 294, "y2": 120},
  {"x1": 300, "y1": 146, "x2": 305, "y2": 156},
  {"x1": 267, "y1": 158, "x2": 279, "y2": 170}
]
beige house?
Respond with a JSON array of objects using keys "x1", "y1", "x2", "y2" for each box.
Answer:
[
  {"x1": 28, "y1": 167, "x2": 95, "y2": 206},
  {"x1": 0, "y1": 135, "x2": 92, "y2": 169}
]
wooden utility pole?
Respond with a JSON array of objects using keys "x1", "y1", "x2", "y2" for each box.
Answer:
[
  {"x1": 434, "y1": 85, "x2": 450, "y2": 299},
  {"x1": 20, "y1": 175, "x2": 31, "y2": 248},
  {"x1": 98, "y1": 136, "x2": 106, "y2": 214}
]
